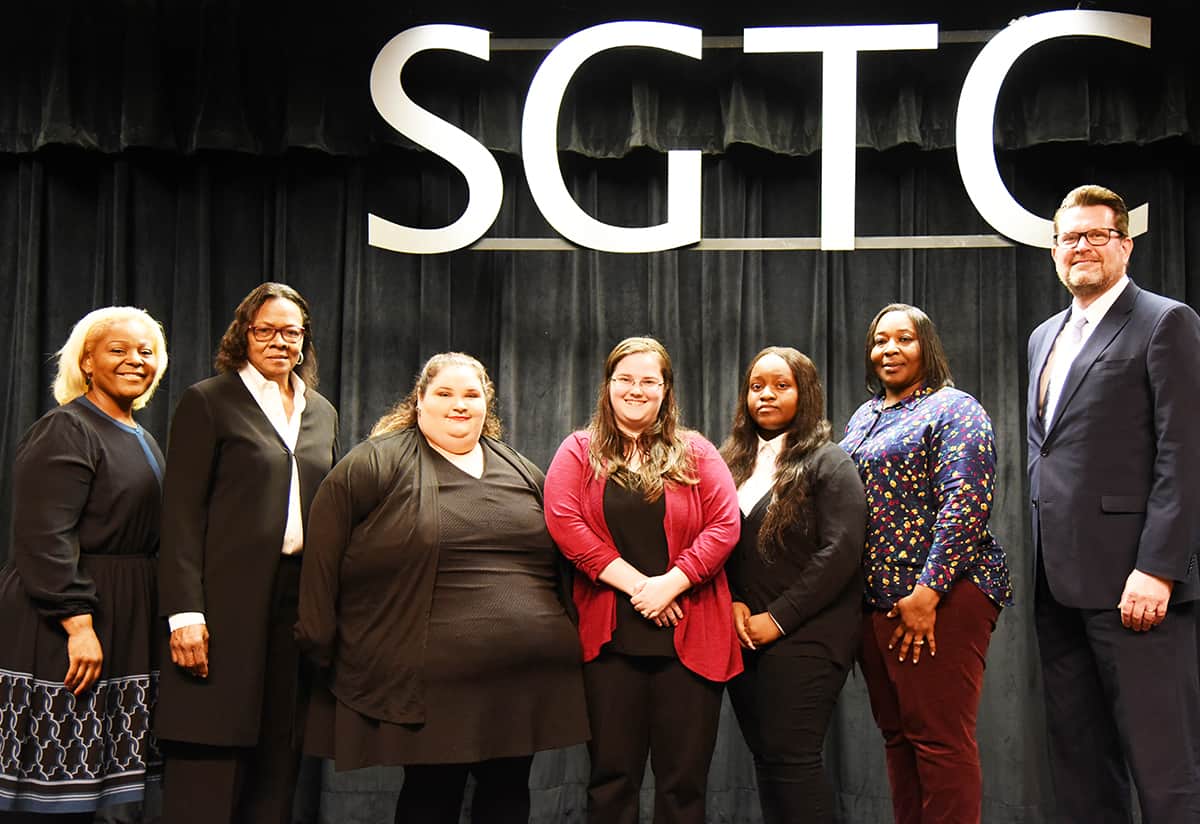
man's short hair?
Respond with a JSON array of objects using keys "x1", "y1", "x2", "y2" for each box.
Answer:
[{"x1": 1054, "y1": 184, "x2": 1130, "y2": 236}]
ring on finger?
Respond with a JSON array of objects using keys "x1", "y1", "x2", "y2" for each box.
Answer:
[{"x1": 914, "y1": 639, "x2": 925, "y2": 646}]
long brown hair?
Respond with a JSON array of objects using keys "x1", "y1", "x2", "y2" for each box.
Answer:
[
  {"x1": 720, "y1": 347, "x2": 831, "y2": 559},
  {"x1": 371, "y1": 352, "x2": 502, "y2": 439},
  {"x1": 587, "y1": 336, "x2": 696, "y2": 501},
  {"x1": 863, "y1": 303, "x2": 954, "y2": 397},
  {"x1": 215, "y1": 282, "x2": 319, "y2": 388}
]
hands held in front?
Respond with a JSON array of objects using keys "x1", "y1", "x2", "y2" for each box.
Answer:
[
  {"x1": 731, "y1": 601, "x2": 782, "y2": 650},
  {"x1": 631, "y1": 568, "x2": 691, "y2": 626},
  {"x1": 887, "y1": 584, "x2": 941, "y2": 664},
  {"x1": 170, "y1": 623, "x2": 210, "y2": 678},
  {"x1": 61, "y1": 614, "x2": 103, "y2": 695},
  {"x1": 1118, "y1": 569, "x2": 1174, "y2": 632}
]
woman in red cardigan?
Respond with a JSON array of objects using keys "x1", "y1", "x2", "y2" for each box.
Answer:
[{"x1": 544, "y1": 336, "x2": 741, "y2": 824}]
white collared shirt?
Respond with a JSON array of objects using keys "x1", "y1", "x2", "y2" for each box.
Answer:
[
  {"x1": 1042, "y1": 274, "x2": 1130, "y2": 426},
  {"x1": 736, "y1": 433, "x2": 787, "y2": 635},
  {"x1": 238, "y1": 362, "x2": 307, "y2": 556},
  {"x1": 738, "y1": 434, "x2": 784, "y2": 516},
  {"x1": 1074, "y1": 274, "x2": 1129, "y2": 342},
  {"x1": 167, "y1": 363, "x2": 308, "y2": 632}
]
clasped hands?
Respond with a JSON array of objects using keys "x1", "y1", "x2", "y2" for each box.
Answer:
[
  {"x1": 630, "y1": 567, "x2": 691, "y2": 627},
  {"x1": 731, "y1": 601, "x2": 782, "y2": 650}
]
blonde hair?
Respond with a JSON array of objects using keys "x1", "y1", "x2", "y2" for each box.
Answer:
[
  {"x1": 588, "y1": 336, "x2": 696, "y2": 501},
  {"x1": 371, "y1": 352, "x2": 502, "y2": 438},
  {"x1": 53, "y1": 306, "x2": 169, "y2": 410}
]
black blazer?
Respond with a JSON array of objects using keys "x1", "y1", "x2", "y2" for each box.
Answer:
[
  {"x1": 727, "y1": 441, "x2": 866, "y2": 668},
  {"x1": 156, "y1": 370, "x2": 339, "y2": 746},
  {"x1": 1027, "y1": 280, "x2": 1200, "y2": 609}
]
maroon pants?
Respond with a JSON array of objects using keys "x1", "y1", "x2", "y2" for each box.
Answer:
[{"x1": 859, "y1": 580, "x2": 1000, "y2": 824}]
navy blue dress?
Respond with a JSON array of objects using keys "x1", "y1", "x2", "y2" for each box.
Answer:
[{"x1": 0, "y1": 397, "x2": 164, "y2": 814}]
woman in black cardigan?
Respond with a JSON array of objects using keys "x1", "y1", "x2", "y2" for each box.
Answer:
[
  {"x1": 720, "y1": 347, "x2": 866, "y2": 824},
  {"x1": 296, "y1": 352, "x2": 587, "y2": 824}
]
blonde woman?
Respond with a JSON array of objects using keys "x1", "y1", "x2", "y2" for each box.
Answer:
[{"x1": 0, "y1": 307, "x2": 167, "y2": 821}]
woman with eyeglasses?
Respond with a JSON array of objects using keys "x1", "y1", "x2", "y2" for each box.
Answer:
[
  {"x1": 156, "y1": 283, "x2": 339, "y2": 824},
  {"x1": 544, "y1": 336, "x2": 742, "y2": 824}
]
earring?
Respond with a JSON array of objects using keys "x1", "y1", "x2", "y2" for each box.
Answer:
[
  {"x1": 84, "y1": 372, "x2": 92, "y2": 386},
  {"x1": 296, "y1": 351, "x2": 305, "y2": 366}
]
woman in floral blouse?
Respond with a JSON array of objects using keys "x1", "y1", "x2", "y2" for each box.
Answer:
[{"x1": 840, "y1": 303, "x2": 1012, "y2": 824}]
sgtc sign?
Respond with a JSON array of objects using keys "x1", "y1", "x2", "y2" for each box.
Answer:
[{"x1": 368, "y1": 10, "x2": 1150, "y2": 254}]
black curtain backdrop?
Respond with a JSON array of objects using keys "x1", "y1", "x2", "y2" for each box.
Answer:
[{"x1": 2, "y1": 2, "x2": 1198, "y2": 823}]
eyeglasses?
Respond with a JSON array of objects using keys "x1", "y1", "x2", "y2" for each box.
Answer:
[
  {"x1": 249, "y1": 325, "x2": 305, "y2": 343},
  {"x1": 1052, "y1": 228, "x2": 1124, "y2": 248},
  {"x1": 611, "y1": 375, "x2": 664, "y2": 393}
]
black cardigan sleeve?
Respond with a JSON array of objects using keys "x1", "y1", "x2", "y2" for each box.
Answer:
[{"x1": 295, "y1": 437, "x2": 388, "y2": 669}]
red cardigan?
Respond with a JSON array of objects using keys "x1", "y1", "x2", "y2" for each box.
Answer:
[{"x1": 544, "y1": 430, "x2": 743, "y2": 682}]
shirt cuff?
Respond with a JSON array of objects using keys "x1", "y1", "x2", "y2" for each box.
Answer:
[
  {"x1": 766, "y1": 610, "x2": 786, "y2": 636},
  {"x1": 168, "y1": 612, "x2": 206, "y2": 631}
]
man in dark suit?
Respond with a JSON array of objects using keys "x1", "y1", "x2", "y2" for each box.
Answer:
[{"x1": 1028, "y1": 185, "x2": 1200, "y2": 823}]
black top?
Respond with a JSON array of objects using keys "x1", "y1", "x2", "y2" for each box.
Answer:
[
  {"x1": 296, "y1": 429, "x2": 579, "y2": 726},
  {"x1": 6, "y1": 397, "x2": 163, "y2": 620},
  {"x1": 603, "y1": 481, "x2": 674, "y2": 656},
  {"x1": 727, "y1": 441, "x2": 867, "y2": 666}
]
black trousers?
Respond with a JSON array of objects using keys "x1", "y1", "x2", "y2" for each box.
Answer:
[
  {"x1": 161, "y1": 557, "x2": 304, "y2": 824},
  {"x1": 727, "y1": 651, "x2": 849, "y2": 824},
  {"x1": 395, "y1": 755, "x2": 534, "y2": 824},
  {"x1": 1035, "y1": 558, "x2": 1200, "y2": 824},
  {"x1": 583, "y1": 652, "x2": 723, "y2": 824}
]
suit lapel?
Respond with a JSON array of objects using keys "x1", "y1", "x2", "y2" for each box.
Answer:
[
  {"x1": 225, "y1": 371, "x2": 291, "y2": 452},
  {"x1": 1029, "y1": 309, "x2": 1068, "y2": 439},
  {"x1": 1045, "y1": 282, "x2": 1139, "y2": 439}
]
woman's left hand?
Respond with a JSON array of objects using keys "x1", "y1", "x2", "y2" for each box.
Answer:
[
  {"x1": 745, "y1": 612, "x2": 782, "y2": 648},
  {"x1": 887, "y1": 584, "x2": 941, "y2": 663},
  {"x1": 653, "y1": 600, "x2": 684, "y2": 628},
  {"x1": 631, "y1": 568, "x2": 691, "y2": 620}
]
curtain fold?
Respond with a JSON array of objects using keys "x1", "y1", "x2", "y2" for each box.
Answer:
[{"x1": 3, "y1": 3, "x2": 1195, "y2": 157}]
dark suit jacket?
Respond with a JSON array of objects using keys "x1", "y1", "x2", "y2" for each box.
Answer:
[
  {"x1": 156, "y1": 370, "x2": 339, "y2": 746},
  {"x1": 1027, "y1": 279, "x2": 1200, "y2": 609}
]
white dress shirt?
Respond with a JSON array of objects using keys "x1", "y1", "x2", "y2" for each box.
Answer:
[
  {"x1": 168, "y1": 363, "x2": 308, "y2": 632},
  {"x1": 1043, "y1": 275, "x2": 1129, "y2": 425},
  {"x1": 736, "y1": 434, "x2": 787, "y2": 634},
  {"x1": 738, "y1": 434, "x2": 784, "y2": 516}
]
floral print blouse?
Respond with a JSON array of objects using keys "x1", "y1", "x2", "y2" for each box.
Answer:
[{"x1": 839, "y1": 385, "x2": 1013, "y2": 610}]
